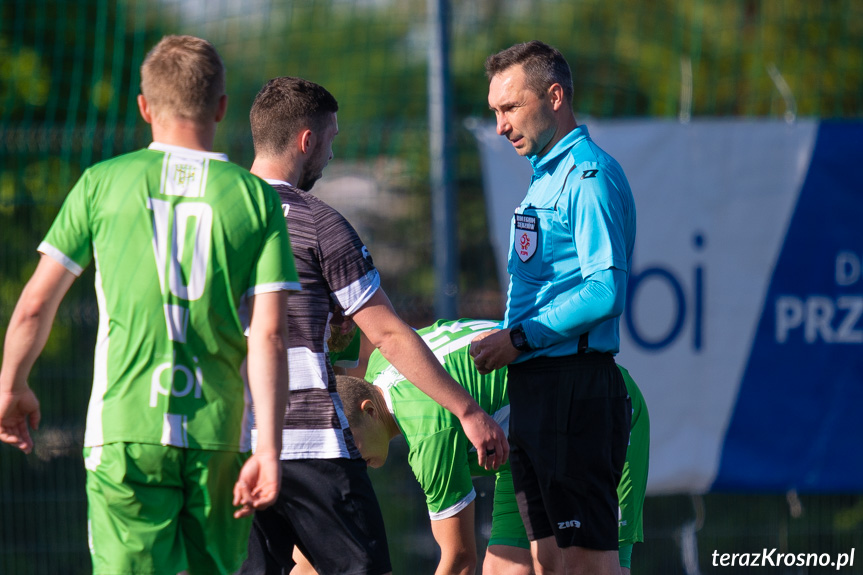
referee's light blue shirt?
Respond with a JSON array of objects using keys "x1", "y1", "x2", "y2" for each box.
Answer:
[{"x1": 504, "y1": 125, "x2": 636, "y2": 360}]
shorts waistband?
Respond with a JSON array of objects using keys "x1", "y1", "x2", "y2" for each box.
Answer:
[{"x1": 510, "y1": 352, "x2": 616, "y2": 373}]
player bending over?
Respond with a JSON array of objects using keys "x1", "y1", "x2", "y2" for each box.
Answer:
[{"x1": 338, "y1": 319, "x2": 649, "y2": 575}]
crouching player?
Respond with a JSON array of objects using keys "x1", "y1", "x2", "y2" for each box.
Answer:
[{"x1": 338, "y1": 318, "x2": 649, "y2": 574}]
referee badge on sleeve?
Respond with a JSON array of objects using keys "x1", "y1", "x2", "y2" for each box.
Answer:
[{"x1": 514, "y1": 213, "x2": 538, "y2": 263}]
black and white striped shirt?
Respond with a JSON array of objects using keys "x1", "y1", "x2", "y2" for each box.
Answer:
[{"x1": 266, "y1": 180, "x2": 379, "y2": 460}]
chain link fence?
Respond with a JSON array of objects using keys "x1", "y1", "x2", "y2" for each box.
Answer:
[{"x1": 2, "y1": 1, "x2": 862, "y2": 573}]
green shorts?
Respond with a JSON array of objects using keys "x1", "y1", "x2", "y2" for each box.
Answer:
[
  {"x1": 489, "y1": 465, "x2": 529, "y2": 549},
  {"x1": 84, "y1": 443, "x2": 252, "y2": 575}
]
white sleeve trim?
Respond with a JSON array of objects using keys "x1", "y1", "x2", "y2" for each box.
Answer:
[
  {"x1": 333, "y1": 270, "x2": 381, "y2": 316},
  {"x1": 428, "y1": 488, "x2": 476, "y2": 521},
  {"x1": 244, "y1": 281, "x2": 302, "y2": 298},
  {"x1": 38, "y1": 242, "x2": 84, "y2": 276}
]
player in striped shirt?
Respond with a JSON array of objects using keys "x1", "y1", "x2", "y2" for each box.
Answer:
[{"x1": 241, "y1": 77, "x2": 508, "y2": 575}]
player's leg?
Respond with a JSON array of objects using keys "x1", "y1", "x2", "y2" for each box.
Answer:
[
  {"x1": 560, "y1": 546, "x2": 620, "y2": 575},
  {"x1": 617, "y1": 367, "x2": 649, "y2": 573},
  {"x1": 484, "y1": 544, "x2": 534, "y2": 575},
  {"x1": 290, "y1": 546, "x2": 318, "y2": 575},
  {"x1": 530, "y1": 537, "x2": 563, "y2": 574},
  {"x1": 430, "y1": 502, "x2": 479, "y2": 574},
  {"x1": 181, "y1": 448, "x2": 254, "y2": 575},
  {"x1": 618, "y1": 544, "x2": 633, "y2": 575},
  {"x1": 271, "y1": 458, "x2": 392, "y2": 575},
  {"x1": 240, "y1": 500, "x2": 299, "y2": 574},
  {"x1": 85, "y1": 443, "x2": 186, "y2": 574},
  {"x1": 483, "y1": 466, "x2": 532, "y2": 575}
]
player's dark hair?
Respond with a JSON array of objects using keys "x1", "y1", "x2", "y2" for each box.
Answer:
[
  {"x1": 485, "y1": 40, "x2": 573, "y2": 106},
  {"x1": 335, "y1": 375, "x2": 374, "y2": 428},
  {"x1": 250, "y1": 76, "x2": 339, "y2": 157}
]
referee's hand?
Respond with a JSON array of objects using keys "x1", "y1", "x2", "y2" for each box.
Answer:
[{"x1": 469, "y1": 329, "x2": 520, "y2": 375}]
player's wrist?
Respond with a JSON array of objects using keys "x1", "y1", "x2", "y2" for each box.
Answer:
[
  {"x1": 453, "y1": 396, "x2": 484, "y2": 421},
  {"x1": 0, "y1": 380, "x2": 31, "y2": 395},
  {"x1": 251, "y1": 448, "x2": 280, "y2": 460},
  {"x1": 251, "y1": 435, "x2": 282, "y2": 458}
]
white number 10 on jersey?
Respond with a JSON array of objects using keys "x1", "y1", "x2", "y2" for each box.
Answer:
[{"x1": 148, "y1": 197, "x2": 213, "y2": 343}]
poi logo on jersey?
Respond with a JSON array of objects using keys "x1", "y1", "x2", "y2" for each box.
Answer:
[{"x1": 150, "y1": 357, "x2": 203, "y2": 407}]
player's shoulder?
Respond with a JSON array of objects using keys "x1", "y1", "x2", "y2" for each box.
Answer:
[
  {"x1": 302, "y1": 192, "x2": 352, "y2": 224},
  {"x1": 87, "y1": 148, "x2": 153, "y2": 174},
  {"x1": 269, "y1": 182, "x2": 304, "y2": 205},
  {"x1": 305, "y1": 196, "x2": 366, "y2": 250},
  {"x1": 206, "y1": 157, "x2": 264, "y2": 183}
]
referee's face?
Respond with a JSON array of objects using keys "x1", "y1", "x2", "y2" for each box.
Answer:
[{"x1": 488, "y1": 64, "x2": 556, "y2": 157}]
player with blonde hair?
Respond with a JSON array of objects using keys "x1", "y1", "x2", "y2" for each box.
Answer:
[
  {"x1": 0, "y1": 35, "x2": 297, "y2": 574},
  {"x1": 340, "y1": 319, "x2": 649, "y2": 575}
]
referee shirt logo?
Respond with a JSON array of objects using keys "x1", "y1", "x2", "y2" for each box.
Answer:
[{"x1": 514, "y1": 213, "x2": 538, "y2": 263}]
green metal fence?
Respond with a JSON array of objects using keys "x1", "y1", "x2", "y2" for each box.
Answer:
[{"x1": 1, "y1": 1, "x2": 862, "y2": 573}]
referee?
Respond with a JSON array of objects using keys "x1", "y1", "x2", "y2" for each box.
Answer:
[{"x1": 470, "y1": 41, "x2": 637, "y2": 575}]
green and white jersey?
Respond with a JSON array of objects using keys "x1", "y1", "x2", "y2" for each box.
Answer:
[
  {"x1": 365, "y1": 319, "x2": 509, "y2": 520},
  {"x1": 39, "y1": 142, "x2": 299, "y2": 452}
]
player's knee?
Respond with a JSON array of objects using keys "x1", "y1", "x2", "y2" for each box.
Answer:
[{"x1": 448, "y1": 549, "x2": 477, "y2": 575}]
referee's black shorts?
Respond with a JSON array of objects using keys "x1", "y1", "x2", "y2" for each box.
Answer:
[
  {"x1": 508, "y1": 352, "x2": 631, "y2": 551},
  {"x1": 240, "y1": 458, "x2": 391, "y2": 575}
]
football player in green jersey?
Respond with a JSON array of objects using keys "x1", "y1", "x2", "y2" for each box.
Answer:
[
  {"x1": 339, "y1": 319, "x2": 649, "y2": 575},
  {"x1": 0, "y1": 35, "x2": 298, "y2": 575}
]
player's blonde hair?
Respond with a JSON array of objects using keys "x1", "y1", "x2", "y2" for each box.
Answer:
[
  {"x1": 335, "y1": 375, "x2": 375, "y2": 428},
  {"x1": 140, "y1": 35, "x2": 225, "y2": 123}
]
